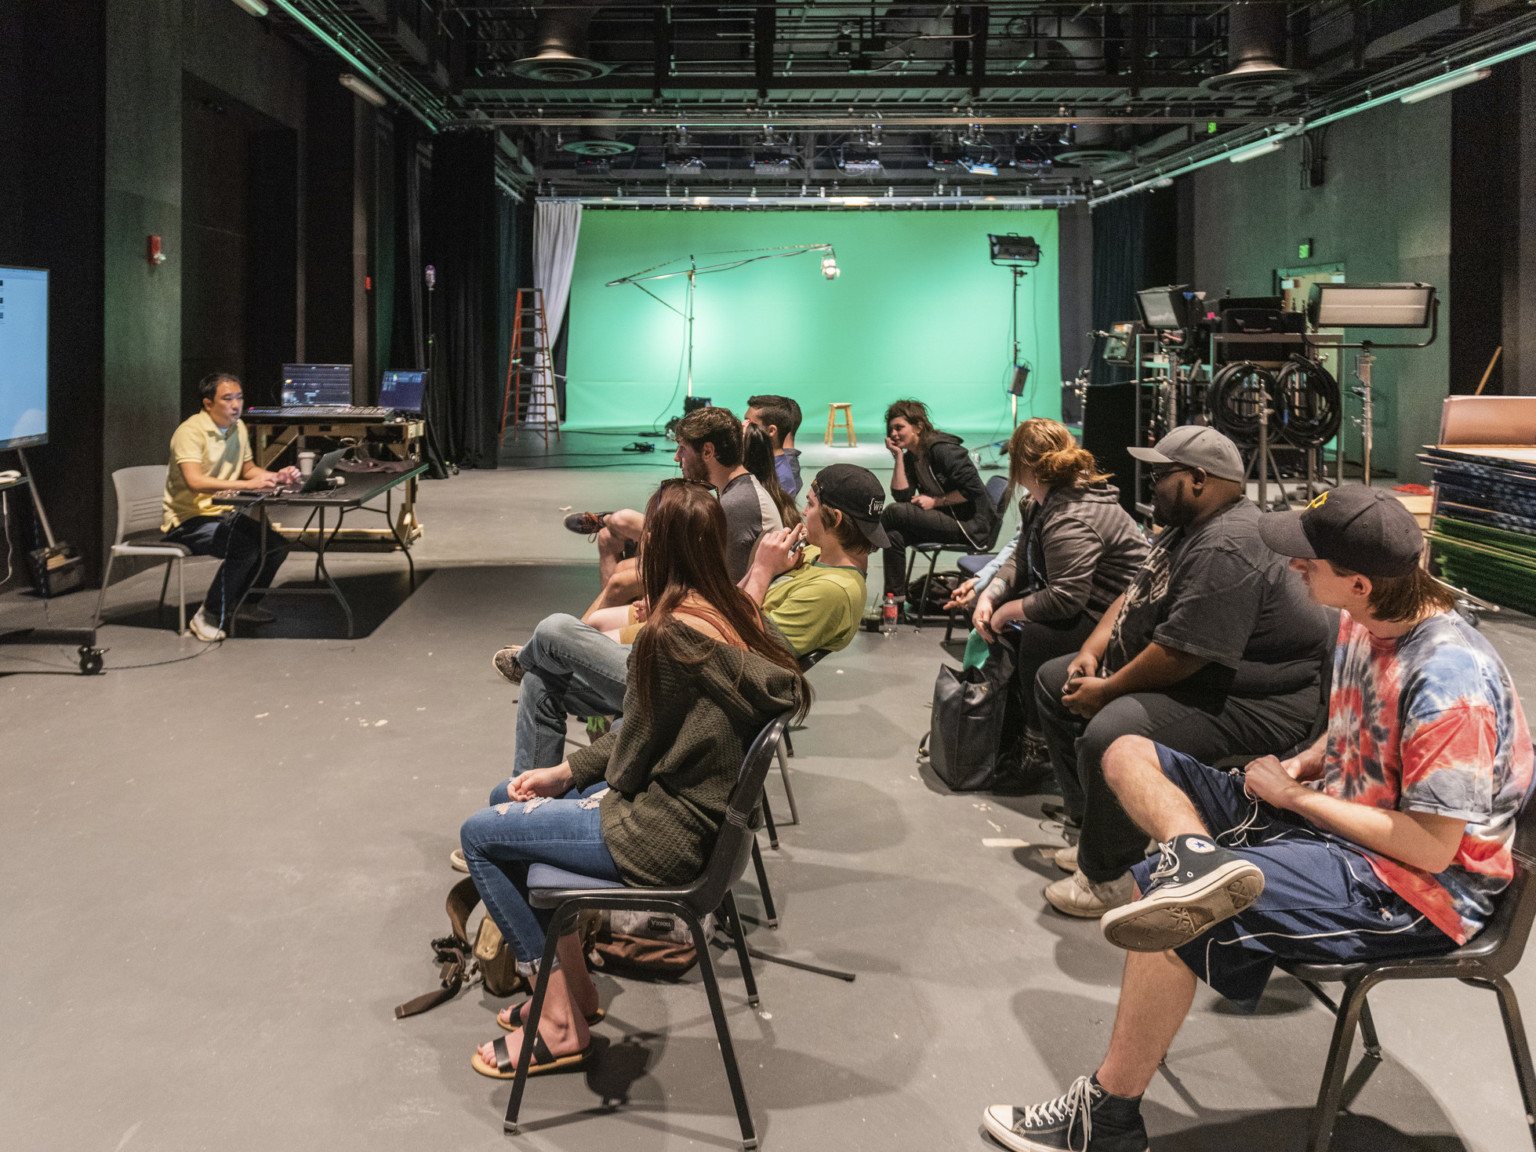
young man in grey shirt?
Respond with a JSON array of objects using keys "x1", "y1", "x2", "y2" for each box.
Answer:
[{"x1": 565, "y1": 405, "x2": 782, "y2": 618}]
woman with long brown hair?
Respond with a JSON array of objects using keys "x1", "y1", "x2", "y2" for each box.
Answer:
[
  {"x1": 460, "y1": 478, "x2": 808, "y2": 1079},
  {"x1": 963, "y1": 418, "x2": 1148, "y2": 761}
]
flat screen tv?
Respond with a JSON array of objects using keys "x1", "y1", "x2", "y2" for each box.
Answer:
[{"x1": 0, "y1": 265, "x2": 48, "y2": 451}]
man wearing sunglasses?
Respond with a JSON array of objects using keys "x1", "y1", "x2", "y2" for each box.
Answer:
[{"x1": 1034, "y1": 425, "x2": 1330, "y2": 919}]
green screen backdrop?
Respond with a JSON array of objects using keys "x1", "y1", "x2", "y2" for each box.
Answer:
[{"x1": 565, "y1": 209, "x2": 1060, "y2": 438}]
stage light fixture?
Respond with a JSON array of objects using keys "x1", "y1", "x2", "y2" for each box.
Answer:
[
  {"x1": 1229, "y1": 137, "x2": 1284, "y2": 164},
  {"x1": 1401, "y1": 68, "x2": 1490, "y2": 103},
  {"x1": 838, "y1": 144, "x2": 882, "y2": 175},
  {"x1": 1136, "y1": 285, "x2": 1194, "y2": 330},
  {"x1": 229, "y1": 0, "x2": 269, "y2": 15},
  {"x1": 1307, "y1": 283, "x2": 1436, "y2": 328},
  {"x1": 821, "y1": 250, "x2": 841, "y2": 279},
  {"x1": 339, "y1": 73, "x2": 388, "y2": 107},
  {"x1": 665, "y1": 129, "x2": 705, "y2": 175},
  {"x1": 988, "y1": 234, "x2": 1041, "y2": 266}
]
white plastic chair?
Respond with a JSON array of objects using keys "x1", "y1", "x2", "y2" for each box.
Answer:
[{"x1": 92, "y1": 465, "x2": 195, "y2": 634}]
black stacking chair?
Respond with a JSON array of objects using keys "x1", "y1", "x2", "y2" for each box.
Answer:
[
  {"x1": 1278, "y1": 801, "x2": 1536, "y2": 1152},
  {"x1": 503, "y1": 715, "x2": 789, "y2": 1150},
  {"x1": 904, "y1": 474, "x2": 1010, "y2": 625},
  {"x1": 766, "y1": 647, "x2": 830, "y2": 830}
]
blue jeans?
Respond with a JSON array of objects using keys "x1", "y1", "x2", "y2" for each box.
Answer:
[
  {"x1": 514, "y1": 613, "x2": 630, "y2": 776},
  {"x1": 164, "y1": 513, "x2": 289, "y2": 630},
  {"x1": 460, "y1": 780, "x2": 621, "y2": 966}
]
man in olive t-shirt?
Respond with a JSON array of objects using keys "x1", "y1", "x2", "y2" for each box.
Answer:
[{"x1": 162, "y1": 373, "x2": 299, "y2": 641}]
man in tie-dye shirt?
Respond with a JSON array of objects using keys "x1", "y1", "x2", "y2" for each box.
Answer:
[{"x1": 983, "y1": 486, "x2": 1532, "y2": 1152}]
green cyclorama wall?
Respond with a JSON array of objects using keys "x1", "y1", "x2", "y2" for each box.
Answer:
[{"x1": 565, "y1": 209, "x2": 1061, "y2": 438}]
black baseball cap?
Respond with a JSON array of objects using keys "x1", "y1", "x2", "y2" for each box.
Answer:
[
  {"x1": 812, "y1": 463, "x2": 891, "y2": 548},
  {"x1": 1257, "y1": 486, "x2": 1423, "y2": 577}
]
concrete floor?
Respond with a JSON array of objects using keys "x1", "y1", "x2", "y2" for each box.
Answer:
[{"x1": 2, "y1": 433, "x2": 1533, "y2": 1151}]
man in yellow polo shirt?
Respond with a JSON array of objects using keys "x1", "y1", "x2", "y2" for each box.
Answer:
[{"x1": 162, "y1": 373, "x2": 299, "y2": 641}]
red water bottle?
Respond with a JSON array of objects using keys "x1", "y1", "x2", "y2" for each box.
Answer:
[{"x1": 880, "y1": 592, "x2": 898, "y2": 634}]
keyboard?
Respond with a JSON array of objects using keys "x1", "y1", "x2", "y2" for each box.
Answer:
[{"x1": 245, "y1": 406, "x2": 395, "y2": 419}]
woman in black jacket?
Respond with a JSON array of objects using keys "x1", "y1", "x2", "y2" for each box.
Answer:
[
  {"x1": 878, "y1": 399, "x2": 999, "y2": 602},
  {"x1": 972, "y1": 417, "x2": 1148, "y2": 740}
]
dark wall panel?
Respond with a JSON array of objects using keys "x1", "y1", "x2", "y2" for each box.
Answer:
[
  {"x1": 4, "y1": 3, "x2": 108, "y2": 575},
  {"x1": 1188, "y1": 97, "x2": 1451, "y2": 479}
]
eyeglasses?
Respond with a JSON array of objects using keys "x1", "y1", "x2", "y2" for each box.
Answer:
[{"x1": 1150, "y1": 465, "x2": 1199, "y2": 485}]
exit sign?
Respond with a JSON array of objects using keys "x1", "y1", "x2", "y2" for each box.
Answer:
[{"x1": 1299, "y1": 238, "x2": 1314, "y2": 260}]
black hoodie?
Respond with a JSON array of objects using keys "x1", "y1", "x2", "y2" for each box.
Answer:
[{"x1": 893, "y1": 431, "x2": 999, "y2": 542}]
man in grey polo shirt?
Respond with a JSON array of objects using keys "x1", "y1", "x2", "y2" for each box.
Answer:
[{"x1": 1034, "y1": 426, "x2": 1331, "y2": 919}]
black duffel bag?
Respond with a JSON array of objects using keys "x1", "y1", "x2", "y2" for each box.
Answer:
[{"x1": 925, "y1": 641, "x2": 1028, "y2": 792}]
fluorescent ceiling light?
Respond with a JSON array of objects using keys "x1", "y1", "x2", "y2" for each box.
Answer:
[
  {"x1": 1400, "y1": 68, "x2": 1492, "y2": 104},
  {"x1": 833, "y1": 196, "x2": 872, "y2": 205},
  {"x1": 1229, "y1": 138, "x2": 1285, "y2": 164},
  {"x1": 339, "y1": 73, "x2": 388, "y2": 108},
  {"x1": 229, "y1": 0, "x2": 269, "y2": 15}
]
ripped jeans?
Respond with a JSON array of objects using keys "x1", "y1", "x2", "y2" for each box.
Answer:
[{"x1": 459, "y1": 780, "x2": 621, "y2": 968}]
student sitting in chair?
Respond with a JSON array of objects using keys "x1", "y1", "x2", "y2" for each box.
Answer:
[
  {"x1": 460, "y1": 479, "x2": 808, "y2": 1078},
  {"x1": 563, "y1": 406, "x2": 781, "y2": 617},
  {"x1": 1034, "y1": 426, "x2": 1330, "y2": 920},
  {"x1": 960, "y1": 418, "x2": 1148, "y2": 772},
  {"x1": 486, "y1": 465, "x2": 882, "y2": 803},
  {"x1": 983, "y1": 487, "x2": 1533, "y2": 1152},
  {"x1": 878, "y1": 398, "x2": 998, "y2": 610},
  {"x1": 744, "y1": 393, "x2": 803, "y2": 498}
]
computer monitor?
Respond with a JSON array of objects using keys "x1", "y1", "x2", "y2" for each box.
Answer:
[
  {"x1": 379, "y1": 369, "x2": 428, "y2": 414},
  {"x1": 281, "y1": 363, "x2": 353, "y2": 406},
  {"x1": 0, "y1": 266, "x2": 49, "y2": 451}
]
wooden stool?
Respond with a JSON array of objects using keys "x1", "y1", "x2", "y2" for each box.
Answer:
[{"x1": 824, "y1": 402, "x2": 856, "y2": 446}]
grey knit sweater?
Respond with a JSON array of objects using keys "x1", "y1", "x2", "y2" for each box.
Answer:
[{"x1": 567, "y1": 625, "x2": 802, "y2": 887}]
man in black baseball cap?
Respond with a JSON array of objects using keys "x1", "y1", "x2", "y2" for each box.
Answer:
[
  {"x1": 739, "y1": 463, "x2": 885, "y2": 656},
  {"x1": 987, "y1": 483, "x2": 1532, "y2": 1152},
  {"x1": 809, "y1": 462, "x2": 890, "y2": 549},
  {"x1": 1256, "y1": 484, "x2": 1423, "y2": 578}
]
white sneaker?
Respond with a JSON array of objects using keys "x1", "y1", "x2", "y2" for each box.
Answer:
[
  {"x1": 1053, "y1": 843, "x2": 1079, "y2": 873},
  {"x1": 1044, "y1": 869, "x2": 1134, "y2": 919},
  {"x1": 186, "y1": 609, "x2": 226, "y2": 643}
]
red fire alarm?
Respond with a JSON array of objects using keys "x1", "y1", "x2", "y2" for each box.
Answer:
[
  {"x1": 365, "y1": 275, "x2": 373, "y2": 291},
  {"x1": 147, "y1": 235, "x2": 166, "y2": 265}
]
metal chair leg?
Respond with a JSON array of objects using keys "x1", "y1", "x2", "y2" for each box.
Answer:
[
  {"x1": 760, "y1": 795, "x2": 780, "y2": 850},
  {"x1": 1305, "y1": 974, "x2": 1377, "y2": 1152},
  {"x1": 774, "y1": 736, "x2": 800, "y2": 826},
  {"x1": 783, "y1": 729, "x2": 795, "y2": 757},
  {"x1": 689, "y1": 909, "x2": 759, "y2": 1150},
  {"x1": 1357, "y1": 996, "x2": 1382, "y2": 1060},
  {"x1": 721, "y1": 891, "x2": 760, "y2": 1006},
  {"x1": 1491, "y1": 976, "x2": 1536, "y2": 1150},
  {"x1": 504, "y1": 920, "x2": 565, "y2": 1133},
  {"x1": 749, "y1": 836, "x2": 778, "y2": 929},
  {"x1": 91, "y1": 553, "x2": 116, "y2": 630},
  {"x1": 157, "y1": 560, "x2": 172, "y2": 625},
  {"x1": 176, "y1": 558, "x2": 186, "y2": 635}
]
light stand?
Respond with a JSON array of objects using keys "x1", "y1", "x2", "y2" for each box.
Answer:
[
  {"x1": 1306, "y1": 282, "x2": 1438, "y2": 486},
  {"x1": 608, "y1": 243, "x2": 837, "y2": 414},
  {"x1": 988, "y1": 234, "x2": 1042, "y2": 447}
]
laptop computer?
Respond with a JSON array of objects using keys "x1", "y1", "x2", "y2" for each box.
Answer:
[{"x1": 213, "y1": 448, "x2": 350, "y2": 501}]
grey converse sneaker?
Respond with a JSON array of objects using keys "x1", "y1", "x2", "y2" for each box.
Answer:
[
  {"x1": 1100, "y1": 833, "x2": 1265, "y2": 952},
  {"x1": 983, "y1": 1075, "x2": 1148, "y2": 1152}
]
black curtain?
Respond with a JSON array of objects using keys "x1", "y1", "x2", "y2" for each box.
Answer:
[
  {"x1": 424, "y1": 132, "x2": 503, "y2": 470},
  {"x1": 1084, "y1": 192, "x2": 1179, "y2": 510}
]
